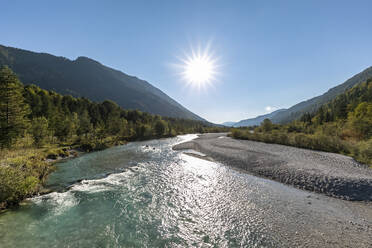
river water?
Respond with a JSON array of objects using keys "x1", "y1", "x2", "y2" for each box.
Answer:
[{"x1": 0, "y1": 134, "x2": 371, "y2": 247}]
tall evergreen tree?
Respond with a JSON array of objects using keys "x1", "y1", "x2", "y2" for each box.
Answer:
[
  {"x1": 77, "y1": 110, "x2": 92, "y2": 137},
  {"x1": 0, "y1": 66, "x2": 30, "y2": 148},
  {"x1": 30, "y1": 117, "x2": 49, "y2": 147},
  {"x1": 154, "y1": 119, "x2": 166, "y2": 136}
]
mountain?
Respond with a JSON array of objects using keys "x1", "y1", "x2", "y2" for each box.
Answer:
[
  {"x1": 221, "y1": 122, "x2": 237, "y2": 127},
  {"x1": 270, "y1": 66, "x2": 372, "y2": 123},
  {"x1": 234, "y1": 66, "x2": 372, "y2": 126},
  {"x1": 233, "y1": 109, "x2": 286, "y2": 127},
  {"x1": 0, "y1": 45, "x2": 205, "y2": 121}
]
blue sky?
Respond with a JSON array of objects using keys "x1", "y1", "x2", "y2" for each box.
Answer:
[{"x1": 2, "y1": 0, "x2": 372, "y2": 123}]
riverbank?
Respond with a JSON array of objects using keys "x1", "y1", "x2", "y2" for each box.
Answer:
[
  {"x1": 1, "y1": 134, "x2": 371, "y2": 247},
  {"x1": 1, "y1": 134, "x2": 370, "y2": 247},
  {"x1": 0, "y1": 146, "x2": 82, "y2": 211},
  {"x1": 173, "y1": 133, "x2": 372, "y2": 201},
  {"x1": 0, "y1": 136, "x2": 144, "y2": 210},
  {"x1": 0, "y1": 134, "x2": 176, "y2": 210},
  {"x1": 0, "y1": 133, "x2": 217, "y2": 211}
]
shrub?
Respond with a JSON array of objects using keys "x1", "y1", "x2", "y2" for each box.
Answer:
[
  {"x1": 45, "y1": 148, "x2": 69, "y2": 159},
  {"x1": 293, "y1": 134, "x2": 313, "y2": 149},
  {"x1": 31, "y1": 117, "x2": 49, "y2": 147},
  {"x1": 231, "y1": 129, "x2": 245, "y2": 139},
  {"x1": 355, "y1": 139, "x2": 372, "y2": 165},
  {"x1": 0, "y1": 151, "x2": 50, "y2": 208},
  {"x1": 154, "y1": 120, "x2": 167, "y2": 136},
  {"x1": 0, "y1": 166, "x2": 40, "y2": 207}
]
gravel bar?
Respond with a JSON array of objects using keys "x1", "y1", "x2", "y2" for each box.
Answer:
[{"x1": 173, "y1": 133, "x2": 372, "y2": 201}]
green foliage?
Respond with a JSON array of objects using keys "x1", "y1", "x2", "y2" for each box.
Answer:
[
  {"x1": 77, "y1": 110, "x2": 92, "y2": 136},
  {"x1": 0, "y1": 67, "x2": 229, "y2": 208},
  {"x1": 30, "y1": 117, "x2": 49, "y2": 147},
  {"x1": 231, "y1": 128, "x2": 350, "y2": 154},
  {"x1": 0, "y1": 150, "x2": 51, "y2": 208},
  {"x1": 45, "y1": 148, "x2": 69, "y2": 159},
  {"x1": 0, "y1": 166, "x2": 37, "y2": 205},
  {"x1": 347, "y1": 102, "x2": 372, "y2": 139},
  {"x1": 0, "y1": 66, "x2": 30, "y2": 148},
  {"x1": 355, "y1": 139, "x2": 372, "y2": 165},
  {"x1": 231, "y1": 79, "x2": 372, "y2": 166},
  {"x1": 0, "y1": 45, "x2": 204, "y2": 121},
  {"x1": 270, "y1": 66, "x2": 372, "y2": 124},
  {"x1": 154, "y1": 120, "x2": 167, "y2": 136},
  {"x1": 261, "y1": 118, "x2": 273, "y2": 132},
  {"x1": 18, "y1": 79, "x2": 226, "y2": 147}
]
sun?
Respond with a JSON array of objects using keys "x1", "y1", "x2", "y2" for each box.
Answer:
[
  {"x1": 184, "y1": 55, "x2": 214, "y2": 85},
  {"x1": 178, "y1": 45, "x2": 218, "y2": 89}
]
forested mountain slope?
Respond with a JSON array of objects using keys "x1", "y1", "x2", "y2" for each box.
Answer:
[
  {"x1": 271, "y1": 66, "x2": 372, "y2": 123},
  {"x1": 0, "y1": 66, "x2": 226, "y2": 209},
  {"x1": 232, "y1": 78, "x2": 372, "y2": 166},
  {"x1": 0, "y1": 45, "x2": 204, "y2": 121}
]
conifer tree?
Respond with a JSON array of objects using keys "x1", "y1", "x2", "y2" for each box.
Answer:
[
  {"x1": 154, "y1": 119, "x2": 166, "y2": 136},
  {"x1": 0, "y1": 66, "x2": 30, "y2": 148},
  {"x1": 31, "y1": 117, "x2": 49, "y2": 147},
  {"x1": 77, "y1": 110, "x2": 92, "y2": 137}
]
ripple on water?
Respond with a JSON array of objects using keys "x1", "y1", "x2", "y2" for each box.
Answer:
[
  {"x1": 0, "y1": 134, "x2": 370, "y2": 247},
  {"x1": 32, "y1": 191, "x2": 79, "y2": 216}
]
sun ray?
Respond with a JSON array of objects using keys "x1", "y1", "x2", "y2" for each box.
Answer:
[{"x1": 176, "y1": 44, "x2": 219, "y2": 90}]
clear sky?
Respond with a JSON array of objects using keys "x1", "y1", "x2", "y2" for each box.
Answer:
[{"x1": 2, "y1": 0, "x2": 372, "y2": 123}]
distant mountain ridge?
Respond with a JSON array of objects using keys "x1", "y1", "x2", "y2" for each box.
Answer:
[
  {"x1": 233, "y1": 109, "x2": 286, "y2": 127},
  {"x1": 0, "y1": 45, "x2": 205, "y2": 121},
  {"x1": 271, "y1": 66, "x2": 372, "y2": 123},
  {"x1": 221, "y1": 122, "x2": 237, "y2": 127},
  {"x1": 232, "y1": 65, "x2": 372, "y2": 127}
]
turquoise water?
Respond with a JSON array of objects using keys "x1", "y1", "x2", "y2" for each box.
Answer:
[{"x1": 0, "y1": 134, "x2": 315, "y2": 247}]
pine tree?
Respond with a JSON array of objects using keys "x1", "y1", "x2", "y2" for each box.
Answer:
[
  {"x1": 154, "y1": 119, "x2": 166, "y2": 136},
  {"x1": 0, "y1": 66, "x2": 30, "y2": 148},
  {"x1": 31, "y1": 117, "x2": 49, "y2": 147},
  {"x1": 77, "y1": 110, "x2": 92, "y2": 137}
]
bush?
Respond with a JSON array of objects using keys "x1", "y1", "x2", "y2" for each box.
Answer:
[
  {"x1": 230, "y1": 129, "x2": 245, "y2": 139},
  {"x1": 154, "y1": 120, "x2": 167, "y2": 136},
  {"x1": 232, "y1": 129, "x2": 354, "y2": 158},
  {"x1": 293, "y1": 134, "x2": 313, "y2": 149},
  {"x1": 0, "y1": 166, "x2": 38, "y2": 206},
  {"x1": 31, "y1": 117, "x2": 49, "y2": 147},
  {"x1": 0, "y1": 152, "x2": 51, "y2": 208},
  {"x1": 45, "y1": 148, "x2": 69, "y2": 159},
  {"x1": 355, "y1": 139, "x2": 372, "y2": 165}
]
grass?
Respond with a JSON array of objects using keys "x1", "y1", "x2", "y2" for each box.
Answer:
[
  {"x1": 0, "y1": 147, "x2": 54, "y2": 209},
  {"x1": 0, "y1": 130, "x2": 224, "y2": 210},
  {"x1": 0, "y1": 137, "x2": 81, "y2": 210},
  {"x1": 0, "y1": 134, "x2": 153, "y2": 210}
]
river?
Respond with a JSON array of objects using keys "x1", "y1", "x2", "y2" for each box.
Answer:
[{"x1": 0, "y1": 134, "x2": 371, "y2": 247}]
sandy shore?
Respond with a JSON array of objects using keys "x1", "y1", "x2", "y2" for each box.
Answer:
[{"x1": 173, "y1": 133, "x2": 372, "y2": 201}]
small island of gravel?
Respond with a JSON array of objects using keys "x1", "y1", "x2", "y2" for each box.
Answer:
[{"x1": 173, "y1": 133, "x2": 372, "y2": 201}]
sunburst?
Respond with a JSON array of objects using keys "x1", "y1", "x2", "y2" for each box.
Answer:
[{"x1": 177, "y1": 45, "x2": 219, "y2": 90}]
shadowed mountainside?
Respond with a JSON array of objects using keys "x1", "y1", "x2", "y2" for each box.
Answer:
[{"x1": 0, "y1": 44, "x2": 205, "y2": 121}]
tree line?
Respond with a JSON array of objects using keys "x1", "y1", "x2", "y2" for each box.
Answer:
[
  {"x1": 231, "y1": 79, "x2": 372, "y2": 166},
  {"x1": 0, "y1": 66, "x2": 226, "y2": 150},
  {"x1": 0, "y1": 66, "x2": 228, "y2": 209}
]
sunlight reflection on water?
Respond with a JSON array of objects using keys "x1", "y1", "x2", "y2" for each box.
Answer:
[{"x1": 0, "y1": 134, "x2": 287, "y2": 247}]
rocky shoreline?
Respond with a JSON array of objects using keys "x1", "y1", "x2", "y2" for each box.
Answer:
[{"x1": 173, "y1": 133, "x2": 372, "y2": 201}]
